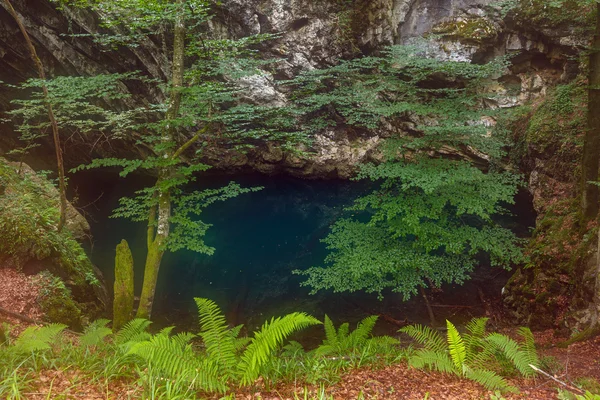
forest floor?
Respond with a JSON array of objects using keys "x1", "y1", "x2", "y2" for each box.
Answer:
[{"x1": 1, "y1": 267, "x2": 600, "y2": 399}]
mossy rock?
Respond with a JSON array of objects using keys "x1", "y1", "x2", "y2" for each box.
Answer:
[
  {"x1": 37, "y1": 272, "x2": 83, "y2": 330},
  {"x1": 431, "y1": 16, "x2": 498, "y2": 44},
  {"x1": 0, "y1": 158, "x2": 107, "y2": 323}
]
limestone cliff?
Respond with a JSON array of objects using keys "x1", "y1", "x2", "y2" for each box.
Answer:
[{"x1": 0, "y1": 0, "x2": 585, "y2": 177}]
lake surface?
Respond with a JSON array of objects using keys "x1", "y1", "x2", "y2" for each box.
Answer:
[{"x1": 72, "y1": 171, "x2": 535, "y2": 336}]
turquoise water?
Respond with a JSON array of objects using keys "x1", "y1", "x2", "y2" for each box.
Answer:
[{"x1": 74, "y1": 171, "x2": 535, "y2": 333}]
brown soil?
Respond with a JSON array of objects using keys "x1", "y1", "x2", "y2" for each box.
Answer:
[{"x1": 0, "y1": 267, "x2": 44, "y2": 323}]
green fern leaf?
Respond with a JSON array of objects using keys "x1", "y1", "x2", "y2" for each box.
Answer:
[
  {"x1": 465, "y1": 368, "x2": 517, "y2": 392},
  {"x1": 447, "y1": 320, "x2": 467, "y2": 372},
  {"x1": 129, "y1": 331, "x2": 227, "y2": 393},
  {"x1": 486, "y1": 333, "x2": 535, "y2": 377},
  {"x1": 80, "y1": 319, "x2": 112, "y2": 347},
  {"x1": 465, "y1": 317, "x2": 488, "y2": 339},
  {"x1": 114, "y1": 318, "x2": 152, "y2": 346},
  {"x1": 408, "y1": 348, "x2": 455, "y2": 374},
  {"x1": 399, "y1": 324, "x2": 447, "y2": 354},
  {"x1": 238, "y1": 312, "x2": 320, "y2": 385},
  {"x1": 348, "y1": 315, "x2": 378, "y2": 347},
  {"x1": 195, "y1": 298, "x2": 237, "y2": 376},
  {"x1": 517, "y1": 327, "x2": 539, "y2": 369},
  {"x1": 337, "y1": 322, "x2": 350, "y2": 342},
  {"x1": 323, "y1": 315, "x2": 338, "y2": 347},
  {"x1": 13, "y1": 323, "x2": 66, "y2": 353}
]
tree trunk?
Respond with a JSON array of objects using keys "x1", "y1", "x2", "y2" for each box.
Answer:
[
  {"x1": 2, "y1": 0, "x2": 68, "y2": 231},
  {"x1": 135, "y1": 0, "x2": 186, "y2": 320},
  {"x1": 582, "y1": 3, "x2": 600, "y2": 221},
  {"x1": 136, "y1": 181, "x2": 171, "y2": 319}
]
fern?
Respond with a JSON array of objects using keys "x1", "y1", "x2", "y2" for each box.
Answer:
[
  {"x1": 402, "y1": 318, "x2": 540, "y2": 392},
  {"x1": 348, "y1": 315, "x2": 378, "y2": 348},
  {"x1": 465, "y1": 368, "x2": 517, "y2": 392},
  {"x1": 238, "y1": 312, "x2": 320, "y2": 385},
  {"x1": 408, "y1": 348, "x2": 456, "y2": 373},
  {"x1": 114, "y1": 318, "x2": 152, "y2": 347},
  {"x1": 315, "y1": 315, "x2": 387, "y2": 358},
  {"x1": 80, "y1": 319, "x2": 112, "y2": 347},
  {"x1": 399, "y1": 324, "x2": 447, "y2": 354},
  {"x1": 486, "y1": 333, "x2": 536, "y2": 377},
  {"x1": 517, "y1": 327, "x2": 539, "y2": 370},
  {"x1": 13, "y1": 324, "x2": 66, "y2": 353},
  {"x1": 463, "y1": 317, "x2": 488, "y2": 364},
  {"x1": 323, "y1": 315, "x2": 338, "y2": 347},
  {"x1": 195, "y1": 298, "x2": 237, "y2": 376},
  {"x1": 447, "y1": 321, "x2": 467, "y2": 371},
  {"x1": 129, "y1": 329, "x2": 227, "y2": 393}
]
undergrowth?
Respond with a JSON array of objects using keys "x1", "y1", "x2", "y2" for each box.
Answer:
[
  {"x1": 0, "y1": 304, "x2": 546, "y2": 399},
  {"x1": 0, "y1": 158, "x2": 98, "y2": 287}
]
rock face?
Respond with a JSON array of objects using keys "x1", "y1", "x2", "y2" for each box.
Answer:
[{"x1": 0, "y1": 0, "x2": 585, "y2": 177}]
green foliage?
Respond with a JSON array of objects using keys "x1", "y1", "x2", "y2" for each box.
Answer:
[
  {"x1": 12, "y1": 324, "x2": 67, "y2": 354},
  {"x1": 129, "y1": 298, "x2": 321, "y2": 393},
  {"x1": 400, "y1": 318, "x2": 540, "y2": 392},
  {"x1": 292, "y1": 46, "x2": 524, "y2": 298},
  {"x1": 559, "y1": 390, "x2": 600, "y2": 400},
  {"x1": 80, "y1": 319, "x2": 113, "y2": 347},
  {"x1": 315, "y1": 315, "x2": 399, "y2": 360},
  {"x1": 0, "y1": 159, "x2": 97, "y2": 289},
  {"x1": 36, "y1": 271, "x2": 84, "y2": 329},
  {"x1": 504, "y1": 0, "x2": 595, "y2": 33}
]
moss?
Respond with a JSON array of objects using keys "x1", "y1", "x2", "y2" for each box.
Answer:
[
  {"x1": 431, "y1": 17, "x2": 498, "y2": 44},
  {"x1": 37, "y1": 272, "x2": 83, "y2": 330},
  {"x1": 113, "y1": 239, "x2": 135, "y2": 331},
  {"x1": 508, "y1": 0, "x2": 595, "y2": 35},
  {"x1": 0, "y1": 158, "x2": 98, "y2": 287},
  {"x1": 0, "y1": 158, "x2": 104, "y2": 324},
  {"x1": 526, "y1": 82, "x2": 586, "y2": 155}
]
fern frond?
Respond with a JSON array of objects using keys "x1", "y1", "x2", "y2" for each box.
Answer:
[
  {"x1": 313, "y1": 344, "x2": 336, "y2": 357},
  {"x1": 399, "y1": 324, "x2": 446, "y2": 354},
  {"x1": 465, "y1": 317, "x2": 488, "y2": 339},
  {"x1": 229, "y1": 325, "x2": 244, "y2": 339},
  {"x1": 465, "y1": 368, "x2": 517, "y2": 392},
  {"x1": 158, "y1": 326, "x2": 175, "y2": 336},
  {"x1": 408, "y1": 348, "x2": 455, "y2": 374},
  {"x1": 447, "y1": 320, "x2": 466, "y2": 372},
  {"x1": 367, "y1": 335, "x2": 400, "y2": 348},
  {"x1": 129, "y1": 332, "x2": 227, "y2": 393},
  {"x1": 337, "y1": 322, "x2": 350, "y2": 342},
  {"x1": 517, "y1": 327, "x2": 539, "y2": 369},
  {"x1": 80, "y1": 319, "x2": 112, "y2": 347},
  {"x1": 234, "y1": 337, "x2": 251, "y2": 353},
  {"x1": 323, "y1": 315, "x2": 338, "y2": 347},
  {"x1": 195, "y1": 298, "x2": 237, "y2": 375},
  {"x1": 468, "y1": 343, "x2": 497, "y2": 371},
  {"x1": 238, "y1": 312, "x2": 320, "y2": 385},
  {"x1": 114, "y1": 318, "x2": 152, "y2": 346},
  {"x1": 282, "y1": 340, "x2": 305, "y2": 357},
  {"x1": 13, "y1": 323, "x2": 66, "y2": 353},
  {"x1": 486, "y1": 333, "x2": 535, "y2": 377},
  {"x1": 348, "y1": 315, "x2": 378, "y2": 347}
]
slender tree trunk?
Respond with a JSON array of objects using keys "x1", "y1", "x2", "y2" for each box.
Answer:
[
  {"x1": 420, "y1": 286, "x2": 437, "y2": 327},
  {"x1": 136, "y1": 177, "x2": 171, "y2": 319},
  {"x1": 582, "y1": 3, "x2": 600, "y2": 221},
  {"x1": 136, "y1": 0, "x2": 185, "y2": 319},
  {"x1": 2, "y1": 0, "x2": 68, "y2": 231}
]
